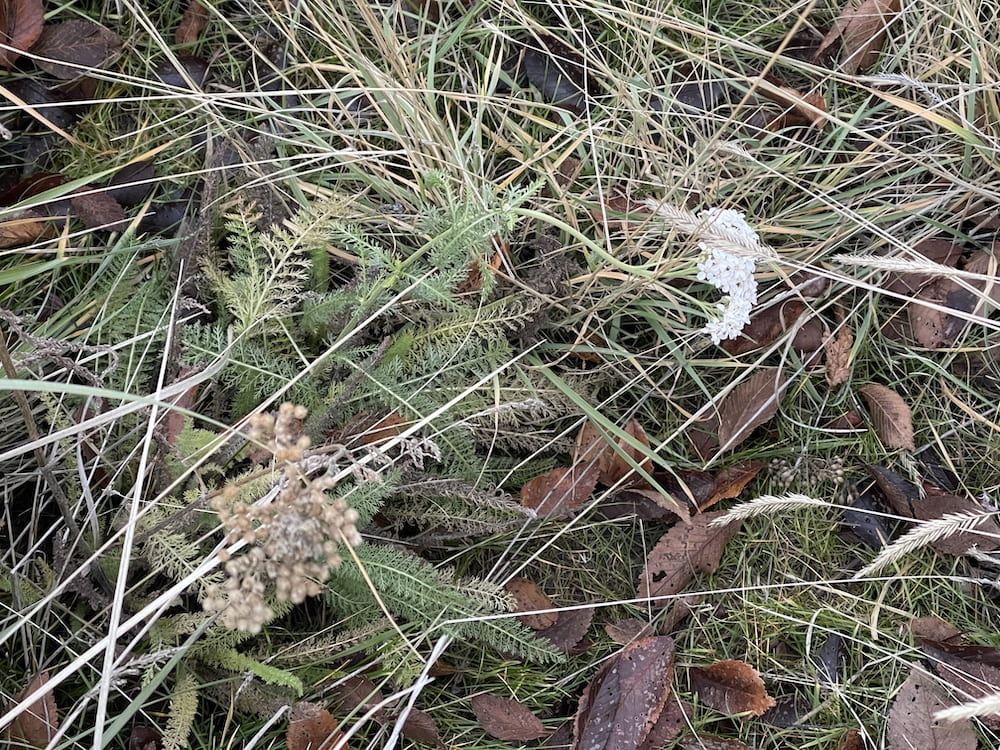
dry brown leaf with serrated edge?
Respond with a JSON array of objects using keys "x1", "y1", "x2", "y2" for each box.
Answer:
[
  {"x1": 400, "y1": 707, "x2": 445, "y2": 748},
  {"x1": 690, "y1": 660, "x2": 776, "y2": 718},
  {"x1": 72, "y1": 190, "x2": 128, "y2": 230},
  {"x1": 536, "y1": 605, "x2": 594, "y2": 653},
  {"x1": 0, "y1": 0, "x2": 44, "y2": 68},
  {"x1": 574, "y1": 636, "x2": 676, "y2": 750},
  {"x1": 816, "y1": 0, "x2": 901, "y2": 74},
  {"x1": 825, "y1": 326, "x2": 853, "y2": 387},
  {"x1": 859, "y1": 383, "x2": 914, "y2": 450},
  {"x1": 175, "y1": 0, "x2": 210, "y2": 46},
  {"x1": 471, "y1": 694, "x2": 549, "y2": 741},
  {"x1": 287, "y1": 702, "x2": 343, "y2": 750},
  {"x1": 717, "y1": 366, "x2": 786, "y2": 451},
  {"x1": 887, "y1": 669, "x2": 976, "y2": 750},
  {"x1": 636, "y1": 696, "x2": 690, "y2": 750},
  {"x1": 637, "y1": 512, "x2": 742, "y2": 608},
  {"x1": 702, "y1": 461, "x2": 765, "y2": 511},
  {"x1": 520, "y1": 464, "x2": 599, "y2": 517},
  {"x1": 506, "y1": 576, "x2": 557, "y2": 630},
  {"x1": 6, "y1": 672, "x2": 58, "y2": 749}
]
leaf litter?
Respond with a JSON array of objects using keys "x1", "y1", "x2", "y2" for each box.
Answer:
[
  {"x1": 471, "y1": 694, "x2": 549, "y2": 741},
  {"x1": 689, "y1": 660, "x2": 776, "y2": 718}
]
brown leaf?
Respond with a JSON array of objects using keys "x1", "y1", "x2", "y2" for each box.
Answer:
[
  {"x1": 702, "y1": 461, "x2": 765, "y2": 512},
  {"x1": 471, "y1": 694, "x2": 548, "y2": 741},
  {"x1": 690, "y1": 660, "x2": 776, "y2": 718},
  {"x1": 72, "y1": 189, "x2": 128, "y2": 230},
  {"x1": 598, "y1": 419, "x2": 653, "y2": 487},
  {"x1": 721, "y1": 300, "x2": 806, "y2": 355},
  {"x1": 635, "y1": 696, "x2": 689, "y2": 750},
  {"x1": 908, "y1": 615, "x2": 963, "y2": 644},
  {"x1": 32, "y1": 20, "x2": 123, "y2": 79},
  {"x1": 0, "y1": 209, "x2": 54, "y2": 248},
  {"x1": 637, "y1": 512, "x2": 742, "y2": 608},
  {"x1": 717, "y1": 367, "x2": 786, "y2": 451},
  {"x1": 920, "y1": 642, "x2": 1000, "y2": 728},
  {"x1": 574, "y1": 636, "x2": 676, "y2": 750},
  {"x1": 816, "y1": 0, "x2": 901, "y2": 74},
  {"x1": 887, "y1": 669, "x2": 977, "y2": 749},
  {"x1": 0, "y1": 0, "x2": 43, "y2": 68},
  {"x1": 175, "y1": 0, "x2": 210, "y2": 46},
  {"x1": 520, "y1": 464, "x2": 599, "y2": 517},
  {"x1": 825, "y1": 326, "x2": 853, "y2": 387},
  {"x1": 6, "y1": 672, "x2": 58, "y2": 748},
  {"x1": 604, "y1": 618, "x2": 653, "y2": 645},
  {"x1": 329, "y1": 674, "x2": 386, "y2": 721},
  {"x1": 128, "y1": 725, "x2": 161, "y2": 750},
  {"x1": 536, "y1": 606, "x2": 594, "y2": 653},
  {"x1": 399, "y1": 707, "x2": 444, "y2": 748},
  {"x1": 287, "y1": 702, "x2": 343, "y2": 750},
  {"x1": 859, "y1": 383, "x2": 914, "y2": 450},
  {"x1": 763, "y1": 85, "x2": 827, "y2": 130},
  {"x1": 836, "y1": 728, "x2": 866, "y2": 750},
  {"x1": 506, "y1": 576, "x2": 557, "y2": 630},
  {"x1": 883, "y1": 239, "x2": 963, "y2": 295},
  {"x1": 908, "y1": 277, "x2": 977, "y2": 348}
]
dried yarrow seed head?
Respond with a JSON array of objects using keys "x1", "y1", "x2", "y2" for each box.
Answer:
[{"x1": 203, "y1": 403, "x2": 364, "y2": 632}]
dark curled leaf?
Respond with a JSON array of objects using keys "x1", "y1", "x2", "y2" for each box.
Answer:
[
  {"x1": 471, "y1": 694, "x2": 549, "y2": 741},
  {"x1": 32, "y1": 20, "x2": 123, "y2": 80},
  {"x1": 521, "y1": 36, "x2": 597, "y2": 113},
  {"x1": 841, "y1": 488, "x2": 891, "y2": 549},
  {"x1": 0, "y1": 0, "x2": 44, "y2": 69}
]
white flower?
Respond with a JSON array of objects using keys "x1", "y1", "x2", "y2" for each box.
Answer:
[{"x1": 694, "y1": 208, "x2": 762, "y2": 345}]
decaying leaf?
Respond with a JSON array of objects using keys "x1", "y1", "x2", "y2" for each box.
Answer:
[
  {"x1": 702, "y1": 461, "x2": 765, "y2": 511},
  {"x1": 399, "y1": 707, "x2": 445, "y2": 748},
  {"x1": 637, "y1": 512, "x2": 742, "y2": 608},
  {"x1": 717, "y1": 367, "x2": 787, "y2": 451},
  {"x1": 636, "y1": 695, "x2": 689, "y2": 749},
  {"x1": 908, "y1": 277, "x2": 978, "y2": 348},
  {"x1": 330, "y1": 674, "x2": 386, "y2": 722},
  {"x1": 836, "y1": 728, "x2": 865, "y2": 750},
  {"x1": 825, "y1": 326, "x2": 853, "y2": 387},
  {"x1": 721, "y1": 300, "x2": 806, "y2": 355},
  {"x1": 0, "y1": 0, "x2": 44, "y2": 68},
  {"x1": 574, "y1": 636, "x2": 676, "y2": 750},
  {"x1": 0, "y1": 210, "x2": 55, "y2": 248},
  {"x1": 536, "y1": 605, "x2": 594, "y2": 654},
  {"x1": 859, "y1": 383, "x2": 914, "y2": 451},
  {"x1": 920, "y1": 642, "x2": 1000, "y2": 728},
  {"x1": 887, "y1": 669, "x2": 977, "y2": 750},
  {"x1": 868, "y1": 465, "x2": 1000, "y2": 556},
  {"x1": 32, "y1": 20, "x2": 123, "y2": 79},
  {"x1": 71, "y1": 189, "x2": 128, "y2": 230},
  {"x1": 471, "y1": 694, "x2": 549, "y2": 741},
  {"x1": 175, "y1": 0, "x2": 210, "y2": 46},
  {"x1": 128, "y1": 725, "x2": 161, "y2": 750},
  {"x1": 520, "y1": 464, "x2": 599, "y2": 517},
  {"x1": 506, "y1": 576, "x2": 558, "y2": 630},
  {"x1": 679, "y1": 736, "x2": 752, "y2": 750},
  {"x1": 690, "y1": 660, "x2": 776, "y2": 718},
  {"x1": 287, "y1": 702, "x2": 343, "y2": 750},
  {"x1": 604, "y1": 618, "x2": 653, "y2": 645},
  {"x1": 883, "y1": 239, "x2": 963, "y2": 295},
  {"x1": 764, "y1": 85, "x2": 828, "y2": 130},
  {"x1": 816, "y1": 0, "x2": 901, "y2": 74},
  {"x1": 598, "y1": 419, "x2": 653, "y2": 487},
  {"x1": 520, "y1": 35, "x2": 596, "y2": 113},
  {"x1": 5, "y1": 672, "x2": 58, "y2": 749}
]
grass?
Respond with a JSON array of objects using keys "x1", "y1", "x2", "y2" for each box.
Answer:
[{"x1": 3, "y1": 0, "x2": 1000, "y2": 747}]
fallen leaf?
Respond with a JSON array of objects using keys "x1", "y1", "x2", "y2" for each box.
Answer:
[
  {"x1": 763, "y1": 84, "x2": 828, "y2": 130},
  {"x1": 520, "y1": 35, "x2": 596, "y2": 113},
  {"x1": 175, "y1": 0, "x2": 210, "y2": 46},
  {"x1": 471, "y1": 694, "x2": 548, "y2": 741},
  {"x1": 287, "y1": 702, "x2": 343, "y2": 750},
  {"x1": 71, "y1": 189, "x2": 128, "y2": 230},
  {"x1": 702, "y1": 461, "x2": 765, "y2": 511},
  {"x1": 679, "y1": 736, "x2": 752, "y2": 750},
  {"x1": 32, "y1": 20, "x2": 123, "y2": 79},
  {"x1": 883, "y1": 239, "x2": 963, "y2": 295},
  {"x1": 908, "y1": 616, "x2": 963, "y2": 644},
  {"x1": 836, "y1": 728, "x2": 865, "y2": 750},
  {"x1": 330, "y1": 674, "x2": 386, "y2": 721},
  {"x1": 816, "y1": 0, "x2": 901, "y2": 74},
  {"x1": 721, "y1": 300, "x2": 806, "y2": 355},
  {"x1": 636, "y1": 695, "x2": 690, "y2": 749},
  {"x1": 868, "y1": 465, "x2": 1000, "y2": 556},
  {"x1": 637, "y1": 512, "x2": 742, "y2": 608},
  {"x1": 520, "y1": 464, "x2": 599, "y2": 517},
  {"x1": 399, "y1": 707, "x2": 444, "y2": 748},
  {"x1": 598, "y1": 419, "x2": 653, "y2": 487},
  {"x1": 717, "y1": 367, "x2": 787, "y2": 451},
  {"x1": 0, "y1": 210, "x2": 55, "y2": 248},
  {"x1": 506, "y1": 576, "x2": 558, "y2": 630},
  {"x1": 859, "y1": 383, "x2": 914, "y2": 450},
  {"x1": 536, "y1": 606, "x2": 594, "y2": 653},
  {"x1": 0, "y1": 0, "x2": 44, "y2": 68},
  {"x1": 887, "y1": 669, "x2": 977, "y2": 749},
  {"x1": 908, "y1": 277, "x2": 977, "y2": 348},
  {"x1": 604, "y1": 618, "x2": 653, "y2": 645},
  {"x1": 825, "y1": 325, "x2": 853, "y2": 387},
  {"x1": 920, "y1": 642, "x2": 1000, "y2": 728},
  {"x1": 842, "y1": 489, "x2": 891, "y2": 549},
  {"x1": 6, "y1": 672, "x2": 58, "y2": 748},
  {"x1": 690, "y1": 660, "x2": 776, "y2": 718},
  {"x1": 128, "y1": 725, "x2": 161, "y2": 750},
  {"x1": 574, "y1": 636, "x2": 676, "y2": 750}
]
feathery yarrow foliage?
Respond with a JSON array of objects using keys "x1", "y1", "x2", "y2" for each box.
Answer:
[{"x1": 203, "y1": 403, "x2": 363, "y2": 633}]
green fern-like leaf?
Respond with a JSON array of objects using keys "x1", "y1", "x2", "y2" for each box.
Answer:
[{"x1": 163, "y1": 670, "x2": 199, "y2": 750}]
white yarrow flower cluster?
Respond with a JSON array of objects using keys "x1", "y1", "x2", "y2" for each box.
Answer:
[{"x1": 694, "y1": 208, "x2": 763, "y2": 345}]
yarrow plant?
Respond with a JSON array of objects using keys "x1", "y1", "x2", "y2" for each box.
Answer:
[
  {"x1": 203, "y1": 403, "x2": 364, "y2": 633},
  {"x1": 643, "y1": 201, "x2": 770, "y2": 344}
]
